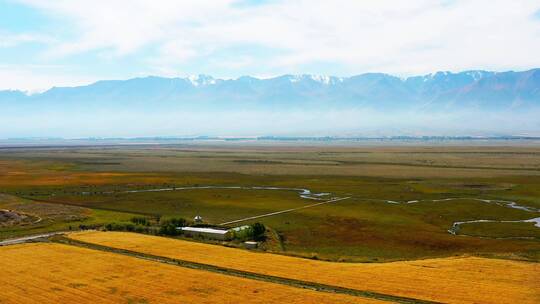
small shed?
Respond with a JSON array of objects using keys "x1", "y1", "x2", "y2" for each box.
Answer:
[
  {"x1": 244, "y1": 241, "x2": 258, "y2": 249},
  {"x1": 193, "y1": 215, "x2": 203, "y2": 223},
  {"x1": 178, "y1": 227, "x2": 231, "y2": 240}
]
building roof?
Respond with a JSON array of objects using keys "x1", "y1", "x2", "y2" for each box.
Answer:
[{"x1": 178, "y1": 227, "x2": 229, "y2": 235}]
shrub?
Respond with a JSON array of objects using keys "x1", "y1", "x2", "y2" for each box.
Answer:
[
  {"x1": 104, "y1": 222, "x2": 126, "y2": 231},
  {"x1": 232, "y1": 226, "x2": 254, "y2": 241},
  {"x1": 158, "y1": 217, "x2": 187, "y2": 236},
  {"x1": 104, "y1": 222, "x2": 146, "y2": 233},
  {"x1": 170, "y1": 217, "x2": 187, "y2": 227},
  {"x1": 125, "y1": 223, "x2": 135, "y2": 232},
  {"x1": 232, "y1": 223, "x2": 266, "y2": 241},
  {"x1": 251, "y1": 222, "x2": 266, "y2": 241},
  {"x1": 158, "y1": 223, "x2": 179, "y2": 236},
  {"x1": 130, "y1": 216, "x2": 150, "y2": 226},
  {"x1": 78, "y1": 224, "x2": 101, "y2": 230}
]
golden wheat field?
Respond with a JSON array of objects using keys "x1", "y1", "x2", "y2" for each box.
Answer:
[
  {"x1": 0, "y1": 243, "x2": 383, "y2": 304},
  {"x1": 70, "y1": 231, "x2": 540, "y2": 304}
]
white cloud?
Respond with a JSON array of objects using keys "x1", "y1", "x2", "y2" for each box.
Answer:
[
  {"x1": 0, "y1": 32, "x2": 53, "y2": 47},
  {"x1": 18, "y1": 0, "x2": 231, "y2": 57},
  {"x1": 8, "y1": 0, "x2": 540, "y2": 81},
  {"x1": 0, "y1": 64, "x2": 94, "y2": 92}
]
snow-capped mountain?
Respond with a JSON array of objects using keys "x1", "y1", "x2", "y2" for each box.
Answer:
[
  {"x1": 2, "y1": 69, "x2": 540, "y2": 138},
  {"x1": 2, "y1": 69, "x2": 538, "y2": 113}
]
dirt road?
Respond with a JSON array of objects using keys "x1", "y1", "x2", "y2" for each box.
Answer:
[
  {"x1": 219, "y1": 196, "x2": 350, "y2": 226},
  {"x1": 0, "y1": 231, "x2": 66, "y2": 246}
]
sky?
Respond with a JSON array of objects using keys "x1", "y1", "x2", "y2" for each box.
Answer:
[{"x1": 1, "y1": 0, "x2": 540, "y2": 92}]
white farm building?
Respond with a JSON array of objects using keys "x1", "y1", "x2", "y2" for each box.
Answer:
[{"x1": 177, "y1": 227, "x2": 231, "y2": 240}]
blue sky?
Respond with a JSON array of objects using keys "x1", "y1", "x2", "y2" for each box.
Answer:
[{"x1": 1, "y1": 0, "x2": 540, "y2": 91}]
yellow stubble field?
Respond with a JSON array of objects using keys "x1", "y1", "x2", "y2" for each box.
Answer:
[
  {"x1": 0, "y1": 242, "x2": 381, "y2": 304},
  {"x1": 70, "y1": 231, "x2": 540, "y2": 304}
]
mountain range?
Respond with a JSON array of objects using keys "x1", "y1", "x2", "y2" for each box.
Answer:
[
  {"x1": 1, "y1": 69, "x2": 539, "y2": 113},
  {"x1": 2, "y1": 69, "x2": 540, "y2": 137}
]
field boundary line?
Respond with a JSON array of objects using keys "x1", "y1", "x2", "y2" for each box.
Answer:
[
  {"x1": 219, "y1": 196, "x2": 350, "y2": 226},
  {"x1": 53, "y1": 236, "x2": 440, "y2": 304}
]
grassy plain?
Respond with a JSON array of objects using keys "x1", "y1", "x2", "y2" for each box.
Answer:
[
  {"x1": 0, "y1": 242, "x2": 373, "y2": 304},
  {"x1": 1, "y1": 143, "x2": 540, "y2": 260},
  {"x1": 29, "y1": 188, "x2": 311, "y2": 224},
  {"x1": 0, "y1": 193, "x2": 137, "y2": 239},
  {"x1": 459, "y1": 221, "x2": 540, "y2": 239},
  {"x1": 69, "y1": 231, "x2": 540, "y2": 304}
]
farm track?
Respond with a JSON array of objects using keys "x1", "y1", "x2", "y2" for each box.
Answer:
[
  {"x1": 0, "y1": 231, "x2": 65, "y2": 246},
  {"x1": 52, "y1": 236, "x2": 439, "y2": 304},
  {"x1": 219, "y1": 196, "x2": 350, "y2": 226}
]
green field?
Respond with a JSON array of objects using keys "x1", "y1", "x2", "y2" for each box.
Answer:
[{"x1": 1, "y1": 143, "x2": 539, "y2": 261}]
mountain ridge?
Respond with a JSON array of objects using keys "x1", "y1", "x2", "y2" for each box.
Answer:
[{"x1": 1, "y1": 68, "x2": 539, "y2": 111}]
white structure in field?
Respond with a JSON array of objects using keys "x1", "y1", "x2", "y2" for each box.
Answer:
[
  {"x1": 244, "y1": 241, "x2": 258, "y2": 249},
  {"x1": 193, "y1": 215, "x2": 203, "y2": 223},
  {"x1": 178, "y1": 227, "x2": 231, "y2": 240}
]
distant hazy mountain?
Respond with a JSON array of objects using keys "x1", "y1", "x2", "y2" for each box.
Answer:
[
  {"x1": 2, "y1": 69, "x2": 539, "y2": 112},
  {"x1": 2, "y1": 69, "x2": 539, "y2": 138}
]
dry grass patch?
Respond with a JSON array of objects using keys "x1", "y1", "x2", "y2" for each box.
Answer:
[
  {"x1": 70, "y1": 231, "x2": 540, "y2": 304},
  {"x1": 0, "y1": 159, "x2": 170, "y2": 187},
  {"x1": 0, "y1": 243, "x2": 378, "y2": 304}
]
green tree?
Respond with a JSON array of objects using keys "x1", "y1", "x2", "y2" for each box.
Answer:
[{"x1": 251, "y1": 223, "x2": 266, "y2": 241}]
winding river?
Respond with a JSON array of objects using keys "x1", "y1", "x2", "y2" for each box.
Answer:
[
  {"x1": 79, "y1": 185, "x2": 539, "y2": 238},
  {"x1": 101, "y1": 186, "x2": 332, "y2": 200},
  {"x1": 378, "y1": 197, "x2": 540, "y2": 238}
]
